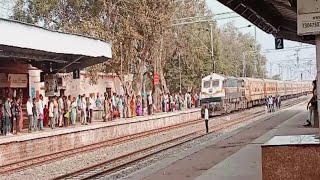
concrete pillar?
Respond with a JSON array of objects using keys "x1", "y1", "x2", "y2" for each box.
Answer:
[{"x1": 316, "y1": 35, "x2": 320, "y2": 131}]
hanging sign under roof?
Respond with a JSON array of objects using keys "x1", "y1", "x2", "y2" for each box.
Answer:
[{"x1": 297, "y1": 0, "x2": 320, "y2": 35}]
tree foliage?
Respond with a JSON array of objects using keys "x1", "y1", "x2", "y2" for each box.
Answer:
[{"x1": 11, "y1": 0, "x2": 267, "y2": 95}]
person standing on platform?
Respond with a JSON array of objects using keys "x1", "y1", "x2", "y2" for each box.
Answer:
[
  {"x1": 118, "y1": 95, "x2": 124, "y2": 118},
  {"x1": 148, "y1": 92, "x2": 153, "y2": 115},
  {"x1": 204, "y1": 105, "x2": 209, "y2": 133},
  {"x1": 160, "y1": 93, "x2": 164, "y2": 112},
  {"x1": 103, "y1": 93, "x2": 109, "y2": 121},
  {"x1": 53, "y1": 96, "x2": 59, "y2": 127},
  {"x1": 268, "y1": 96, "x2": 273, "y2": 113},
  {"x1": 86, "y1": 97, "x2": 90, "y2": 122},
  {"x1": 131, "y1": 95, "x2": 136, "y2": 117},
  {"x1": 110, "y1": 98, "x2": 114, "y2": 121},
  {"x1": 186, "y1": 92, "x2": 191, "y2": 109},
  {"x1": 38, "y1": 95, "x2": 44, "y2": 131},
  {"x1": 89, "y1": 95, "x2": 94, "y2": 123},
  {"x1": 26, "y1": 97, "x2": 33, "y2": 133},
  {"x1": 123, "y1": 95, "x2": 128, "y2": 118},
  {"x1": 138, "y1": 96, "x2": 143, "y2": 116},
  {"x1": 277, "y1": 95, "x2": 281, "y2": 109},
  {"x1": 4, "y1": 97, "x2": 12, "y2": 135},
  {"x1": 71, "y1": 97, "x2": 77, "y2": 126},
  {"x1": 196, "y1": 92, "x2": 200, "y2": 108},
  {"x1": 95, "y1": 94, "x2": 102, "y2": 119},
  {"x1": 111, "y1": 93, "x2": 116, "y2": 110},
  {"x1": 126, "y1": 95, "x2": 132, "y2": 118},
  {"x1": 12, "y1": 98, "x2": 21, "y2": 134},
  {"x1": 32, "y1": 98, "x2": 39, "y2": 131},
  {"x1": 305, "y1": 80, "x2": 317, "y2": 126},
  {"x1": 65, "y1": 95, "x2": 71, "y2": 127},
  {"x1": 77, "y1": 94, "x2": 82, "y2": 123},
  {"x1": 49, "y1": 97, "x2": 55, "y2": 129},
  {"x1": 43, "y1": 105, "x2": 49, "y2": 127},
  {"x1": 18, "y1": 98, "x2": 23, "y2": 132},
  {"x1": 81, "y1": 95, "x2": 87, "y2": 125},
  {"x1": 58, "y1": 95, "x2": 64, "y2": 127},
  {"x1": 192, "y1": 93, "x2": 196, "y2": 108}
]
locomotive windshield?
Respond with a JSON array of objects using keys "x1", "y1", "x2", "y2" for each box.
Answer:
[
  {"x1": 212, "y1": 80, "x2": 219, "y2": 88},
  {"x1": 203, "y1": 81, "x2": 211, "y2": 88}
]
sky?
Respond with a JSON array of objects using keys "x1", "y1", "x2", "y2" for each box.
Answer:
[
  {"x1": 0, "y1": 0, "x2": 316, "y2": 80},
  {"x1": 206, "y1": 0, "x2": 316, "y2": 80}
]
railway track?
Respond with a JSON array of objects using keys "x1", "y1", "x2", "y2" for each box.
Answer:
[
  {"x1": 2, "y1": 96, "x2": 295, "y2": 174},
  {"x1": 52, "y1": 97, "x2": 308, "y2": 180},
  {"x1": 0, "y1": 115, "x2": 203, "y2": 174},
  {"x1": 0, "y1": 102, "x2": 256, "y2": 174}
]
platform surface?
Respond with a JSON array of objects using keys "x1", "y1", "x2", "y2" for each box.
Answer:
[
  {"x1": 263, "y1": 134, "x2": 320, "y2": 146},
  {"x1": 125, "y1": 100, "x2": 319, "y2": 180},
  {"x1": 0, "y1": 108, "x2": 199, "y2": 144}
]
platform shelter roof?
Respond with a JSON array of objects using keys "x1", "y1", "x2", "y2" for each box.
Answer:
[
  {"x1": 216, "y1": 0, "x2": 314, "y2": 44},
  {"x1": 0, "y1": 18, "x2": 112, "y2": 73}
]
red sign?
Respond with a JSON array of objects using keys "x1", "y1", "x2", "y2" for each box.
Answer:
[{"x1": 153, "y1": 73, "x2": 160, "y2": 85}]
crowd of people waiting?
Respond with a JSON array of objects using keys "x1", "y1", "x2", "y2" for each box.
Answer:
[
  {"x1": 0, "y1": 91, "x2": 201, "y2": 136},
  {"x1": 265, "y1": 95, "x2": 281, "y2": 113}
]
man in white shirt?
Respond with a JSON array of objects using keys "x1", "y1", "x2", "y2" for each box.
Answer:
[
  {"x1": 58, "y1": 95, "x2": 64, "y2": 126},
  {"x1": 89, "y1": 95, "x2": 94, "y2": 123},
  {"x1": 38, "y1": 94, "x2": 44, "y2": 130},
  {"x1": 81, "y1": 95, "x2": 87, "y2": 125},
  {"x1": 26, "y1": 97, "x2": 33, "y2": 133},
  {"x1": 268, "y1": 96, "x2": 274, "y2": 113},
  {"x1": 204, "y1": 105, "x2": 209, "y2": 133}
]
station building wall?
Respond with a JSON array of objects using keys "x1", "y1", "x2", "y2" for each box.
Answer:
[
  {"x1": 61, "y1": 71, "x2": 124, "y2": 98},
  {"x1": 29, "y1": 70, "x2": 124, "y2": 102}
]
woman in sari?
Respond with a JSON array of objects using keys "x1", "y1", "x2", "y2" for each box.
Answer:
[
  {"x1": 130, "y1": 95, "x2": 136, "y2": 117},
  {"x1": 43, "y1": 105, "x2": 49, "y2": 127},
  {"x1": 103, "y1": 97, "x2": 110, "y2": 121},
  {"x1": 71, "y1": 97, "x2": 77, "y2": 126}
]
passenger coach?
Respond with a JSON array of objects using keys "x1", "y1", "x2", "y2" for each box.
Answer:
[{"x1": 200, "y1": 73, "x2": 312, "y2": 117}]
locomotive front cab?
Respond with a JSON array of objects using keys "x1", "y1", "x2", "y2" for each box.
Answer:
[
  {"x1": 201, "y1": 97, "x2": 223, "y2": 116},
  {"x1": 200, "y1": 74, "x2": 226, "y2": 116}
]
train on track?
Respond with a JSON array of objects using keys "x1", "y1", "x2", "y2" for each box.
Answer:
[{"x1": 200, "y1": 73, "x2": 312, "y2": 116}]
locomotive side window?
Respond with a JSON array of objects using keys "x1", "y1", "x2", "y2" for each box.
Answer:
[
  {"x1": 203, "y1": 81, "x2": 211, "y2": 88},
  {"x1": 225, "y1": 78, "x2": 237, "y2": 87}
]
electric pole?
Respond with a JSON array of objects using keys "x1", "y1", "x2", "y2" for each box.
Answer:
[{"x1": 210, "y1": 23, "x2": 215, "y2": 73}]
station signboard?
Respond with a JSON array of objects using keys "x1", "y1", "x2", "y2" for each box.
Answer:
[
  {"x1": 8, "y1": 74, "x2": 28, "y2": 88},
  {"x1": 297, "y1": 0, "x2": 320, "y2": 35}
]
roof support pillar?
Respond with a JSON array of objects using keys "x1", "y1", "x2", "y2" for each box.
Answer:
[{"x1": 315, "y1": 35, "x2": 320, "y2": 129}]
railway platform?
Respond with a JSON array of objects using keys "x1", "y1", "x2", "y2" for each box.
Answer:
[
  {"x1": 124, "y1": 99, "x2": 316, "y2": 180},
  {"x1": 0, "y1": 108, "x2": 200, "y2": 168}
]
